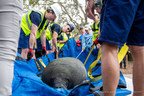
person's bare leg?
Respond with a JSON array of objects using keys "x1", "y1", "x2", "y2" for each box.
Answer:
[
  {"x1": 129, "y1": 45, "x2": 144, "y2": 96},
  {"x1": 101, "y1": 42, "x2": 119, "y2": 96}
]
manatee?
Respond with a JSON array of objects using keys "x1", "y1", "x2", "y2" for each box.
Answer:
[{"x1": 42, "y1": 57, "x2": 87, "y2": 89}]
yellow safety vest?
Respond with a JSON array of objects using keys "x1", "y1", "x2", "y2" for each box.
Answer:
[
  {"x1": 57, "y1": 32, "x2": 73, "y2": 49},
  {"x1": 91, "y1": 21, "x2": 99, "y2": 41},
  {"x1": 21, "y1": 10, "x2": 49, "y2": 39}
]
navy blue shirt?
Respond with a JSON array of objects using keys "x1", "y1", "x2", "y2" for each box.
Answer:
[
  {"x1": 30, "y1": 11, "x2": 48, "y2": 30},
  {"x1": 51, "y1": 24, "x2": 62, "y2": 36}
]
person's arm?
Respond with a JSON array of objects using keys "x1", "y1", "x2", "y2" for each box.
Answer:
[
  {"x1": 57, "y1": 40, "x2": 68, "y2": 44},
  {"x1": 82, "y1": 35, "x2": 86, "y2": 51},
  {"x1": 29, "y1": 11, "x2": 42, "y2": 49},
  {"x1": 86, "y1": 0, "x2": 95, "y2": 20},
  {"x1": 40, "y1": 29, "x2": 47, "y2": 55},
  {"x1": 90, "y1": 36, "x2": 93, "y2": 46},
  {"x1": 41, "y1": 30, "x2": 46, "y2": 47},
  {"x1": 52, "y1": 31, "x2": 58, "y2": 52},
  {"x1": 29, "y1": 24, "x2": 38, "y2": 49}
]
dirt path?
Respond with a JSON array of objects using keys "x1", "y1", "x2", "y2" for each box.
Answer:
[{"x1": 120, "y1": 61, "x2": 133, "y2": 74}]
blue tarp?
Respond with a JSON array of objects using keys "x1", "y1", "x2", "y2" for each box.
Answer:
[{"x1": 12, "y1": 38, "x2": 131, "y2": 96}]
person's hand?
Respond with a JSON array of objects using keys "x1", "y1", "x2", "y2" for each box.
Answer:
[
  {"x1": 41, "y1": 46, "x2": 47, "y2": 56},
  {"x1": 82, "y1": 48, "x2": 85, "y2": 52},
  {"x1": 96, "y1": 43, "x2": 101, "y2": 48},
  {"x1": 27, "y1": 49, "x2": 33, "y2": 61},
  {"x1": 86, "y1": 0, "x2": 95, "y2": 20}
]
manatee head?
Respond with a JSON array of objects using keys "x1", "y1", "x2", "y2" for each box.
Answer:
[{"x1": 42, "y1": 57, "x2": 87, "y2": 89}]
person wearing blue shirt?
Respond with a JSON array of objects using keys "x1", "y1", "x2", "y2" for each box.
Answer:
[
  {"x1": 36, "y1": 23, "x2": 62, "y2": 55},
  {"x1": 18, "y1": 4, "x2": 62, "y2": 61},
  {"x1": 57, "y1": 24, "x2": 74, "y2": 50},
  {"x1": 79, "y1": 26, "x2": 85, "y2": 43},
  {"x1": 51, "y1": 23, "x2": 74, "y2": 55},
  {"x1": 82, "y1": 26, "x2": 93, "y2": 52},
  {"x1": 86, "y1": 0, "x2": 144, "y2": 96},
  {"x1": 36, "y1": 23, "x2": 74, "y2": 58}
]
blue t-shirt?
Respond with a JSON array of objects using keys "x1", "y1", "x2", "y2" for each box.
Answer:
[
  {"x1": 82, "y1": 33, "x2": 93, "y2": 49},
  {"x1": 30, "y1": 11, "x2": 48, "y2": 30},
  {"x1": 51, "y1": 24, "x2": 61, "y2": 35},
  {"x1": 79, "y1": 34, "x2": 83, "y2": 42}
]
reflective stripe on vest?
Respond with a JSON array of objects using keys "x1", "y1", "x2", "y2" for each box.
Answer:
[{"x1": 25, "y1": 11, "x2": 43, "y2": 30}]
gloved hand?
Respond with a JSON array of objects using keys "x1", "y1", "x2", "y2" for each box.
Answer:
[
  {"x1": 41, "y1": 46, "x2": 47, "y2": 56},
  {"x1": 27, "y1": 49, "x2": 33, "y2": 61},
  {"x1": 76, "y1": 41, "x2": 81, "y2": 47},
  {"x1": 93, "y1": 38, "x2": 98, "y2": 45}
]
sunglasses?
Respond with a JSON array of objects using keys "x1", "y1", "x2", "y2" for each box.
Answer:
[{"x1": 67, "y1": 27, "x2": 71, "y2": 31}]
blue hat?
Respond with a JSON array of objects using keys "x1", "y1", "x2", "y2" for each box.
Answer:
[{"x1": 67, "y1": 24, "x2": 75, "y2": 32}]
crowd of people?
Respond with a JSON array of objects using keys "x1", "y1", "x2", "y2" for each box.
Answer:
[{"x1": 18, "y1": 3, "x2": 75, "y2": 60}]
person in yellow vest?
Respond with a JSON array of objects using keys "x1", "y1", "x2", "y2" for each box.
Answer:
[
  {"x1": 18, "y1": 3, "x2": 62, "y2": 61},
  {"x1": 36, "y1": 23, "x2": 74, "y2": 57},
  {"x1": 91, "y1": 13, "x2": 100, "y2": 41},
  {"x1": 57, "y1": 24, "x2": 75, "y2": 50}
]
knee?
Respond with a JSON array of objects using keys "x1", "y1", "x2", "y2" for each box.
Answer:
[
  {"x1": 128, "y1": 45, "x2": 144, "y2": 59},
  {"x1": 101, "y1": 42, "x2": 118, "y2": 53},
  {"x1": 129, "y1": 46, "x2": 144, "y2": 54}
]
